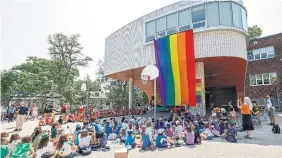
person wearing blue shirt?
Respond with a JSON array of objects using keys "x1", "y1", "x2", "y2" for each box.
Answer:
[
  {"x1": 91, "y1": 118, "x2": 104, "y2": 139},
  {"x1": 74, "y1": 124, "x2": 81, "y2": 145},
  {"x1": 7, "y1": 105, "x2": 15, "y2": 123},
  {"x1": 14, "y1": 102, "x2": 29, "y2": 131},
  {"x1": 125, "y1": 130, "x2": 136, "y2": 149},
  {"x1": 104, "y1": 122, "x2": 113, "y2": 137},
  {"x1": 155, "y1": 129, "x2": 168, "y2": 148}
]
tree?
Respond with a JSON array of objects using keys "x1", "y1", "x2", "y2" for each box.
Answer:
[
  {"x1": 1, "y1": 70, "x2": 19, "y2": 106},
  {"x1": 47, "y1": 33, "x2": 92, "y2": 104},
  {"x1": 96, "y1": 60, "x2": 148, "y2": 108},
  {"x1": 13, "y1": 57, "x2": 56, "y2": 96},
  {"x1": 248, "y1": 25, "x2": 262, "y2": 39}
]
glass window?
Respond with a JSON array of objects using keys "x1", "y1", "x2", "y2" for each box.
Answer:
[
  {"x1": 241, "y1": 7, "x2": 248, "y2": 31},
  {"x1": 270, "y1": 72, "x2": 278, "y2": 84},
  {"x1": 193, "y1": 22, "x2": 205, "y2": 29},
  {"x1": 256, "y1": 74, "x2": 263, "y2": 85},
  {"x1": 156, "y1": 31, "x2": 166, "y2": 38},
  {"x1": 232, "y1": 3, "x2": 242, "y2": 28},
  {"x1": 146, "y1": 20, "x2": 155, "y2": 36},
  {"x1": 192, "y1": 4, "x2": 205, "y2": 23},
  {"x1": 207, "y1": 2, "x2": 220, "y2": 27},
  {"x1": 156, "y1": 17, "x2": 166, "y2": 33},
  {"x1": 179, "y1": 25, "x2": 190, "y2": 32},
  {"x1": 253, "y1": 50, "x2": 260, "y2": 60},
  {"x1": 220, "y1": 2, "x2": 232, "y2": 26},
  {"x1": 266, "y1": 46, "x2": 275, "y2": 58},
  {"x1": 167, "y1": 28, "x2": 178, "y2": 36},
  {"x1": 167, "y1": 12, "x2": 178, "y2": 29},
  {"x1": 146, "y1": 35, "x2": 155, "y2": 42},
  {"x1": 178, "y1": 9, "x2": 191, "y2": 26},
  {"x1": 248, "y1": 51, "x2": 254, "y2": 61},
  {"x1": 249, "y1": 75, "x2": 256, "y2": 86},
  {"x1": 263, "y1": 73, "x2": 270, "y2": 84}
]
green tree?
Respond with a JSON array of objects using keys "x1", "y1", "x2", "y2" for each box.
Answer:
[
  {"x1": 96, "y1": 60, "x2": 148, "y2": 108},
  {"x1": 1, "y1": 70, "x2": 19, "y2": 106},
  {"x1": 248, "y1": 25, "x2": 262, "y2": 39},
  {"x1": 12, "y1": 57, "x2": 57, "y2": 104},
  {"x1": 47, "y1": 33, "x2": 92, "y2": 104}
]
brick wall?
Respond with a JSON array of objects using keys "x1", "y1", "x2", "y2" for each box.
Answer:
[{"x1": 245, "y1": 33, "x2": 282, "y2": 102}]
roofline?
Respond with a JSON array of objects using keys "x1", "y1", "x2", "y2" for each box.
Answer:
[{"x1": 250, "y1": 32, "x2": 282, "y2": 42}]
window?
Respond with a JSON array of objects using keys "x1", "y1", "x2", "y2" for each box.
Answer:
[
  {"x1": 166, "y1": 12, "x2": 178, "y2": 29},
  {"x1": 178, "y1": 9, "x2": 191, "y2": 27},
  {"x1": 248, "y1": 51, "x2": 254, "y2": 61},
  {"x1": 232, "y1": 3, "x2": 242, "y2": 28},
  {"x1": 146, "y1": 20, "x2": 155, "y2": 36},
  {"x1": 241, "y1": 7, "x2": 248, "y2": 31},
  {"x1": 179, "y1": 25, "x2": 190, "y2": 32},
  {"x1": 220, "y1": 2, "x2": 232, "y2": 27},
  {"x1": 192, "y1": 4, "x2": 205, "y2": 29},
  {"x1": 156, "y1": 17, "x2": 166, "y2": 33},
  {"x1": 250, "y1": 72, "x2": 278, "y2": 86},
  {"x1": 249, "y1": 75, "x2": 256, "y2": 86},
  {"x1": 207, "y1": 2, "x2": 220, "y2": 27},
  {"x1": 167, "y1": 28, "x2": 178, "y2": 36},
  {"x1": 248, "y1": 46, "x2": 275, "y2": 61}
]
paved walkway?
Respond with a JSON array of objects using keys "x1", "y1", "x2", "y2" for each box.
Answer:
[{"x1": 1, "y1": 112, "x2": 282, "y2": 158}]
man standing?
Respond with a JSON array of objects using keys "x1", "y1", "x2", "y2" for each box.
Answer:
[
  {"x1": 7, "y1": 104, "x2": 15, "y2": 123},
  {"x1": 266, "y1": 94, "x2": 276, "y2": 125},
  {"x1": 14, "y1": 102, "x2": 29, "y2": 131}
]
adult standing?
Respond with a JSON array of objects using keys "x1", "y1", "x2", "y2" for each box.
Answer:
[
  {"x1": 14, "y1": 102, "x2": 29, "y2": 131},
  {"x1": 7, "y1": 104, "x2": 15, "y2": 123},
  {"x1": 266, "y1": 94, "x2": 276, "y2": 125},
  {"x1": 237, "y1": 96, "x2": 254, "y2": 139}
]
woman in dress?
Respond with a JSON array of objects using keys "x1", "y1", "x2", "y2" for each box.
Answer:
[{"x1": 237, "y1": 95, "x2": 254, "y2": 139}]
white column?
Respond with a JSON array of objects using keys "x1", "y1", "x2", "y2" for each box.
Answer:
[{"x1": 129, "y1": 78, "x2": 133, "y2": 109}]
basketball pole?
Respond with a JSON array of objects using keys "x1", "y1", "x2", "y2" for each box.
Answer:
[{"x1": 154, "y1": 78, "x2": 157, "y2": 121}]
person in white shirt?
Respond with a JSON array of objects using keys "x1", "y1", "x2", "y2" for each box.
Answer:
[
  {"x1": 36, "y1": 133, "x2": 57, "y2": 158},
  {"x1": 78, "y1": 129, "x2": 92, "y2": 150},
  {"x1": 266, "y1": 94, "x2": 276, "y2": 125}
]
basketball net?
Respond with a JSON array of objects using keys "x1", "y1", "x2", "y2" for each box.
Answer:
[{"x1": 141, "y1": 75, "x2": 149, "y2": 84}]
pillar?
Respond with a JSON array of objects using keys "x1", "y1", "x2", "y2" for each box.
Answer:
[{"x1": 129, "y1": 78, "x2": 133, "y2": 109}]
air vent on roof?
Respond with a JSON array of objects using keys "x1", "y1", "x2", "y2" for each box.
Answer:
[{"x1": 253, "y1": 41, "x2": 258, "y2": 44}]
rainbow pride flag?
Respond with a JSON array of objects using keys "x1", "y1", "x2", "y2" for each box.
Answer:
[{"x1": 154, "y1": 30, "x2": 196, "y2": 106}]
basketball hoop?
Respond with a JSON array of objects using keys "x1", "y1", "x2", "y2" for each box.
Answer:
[{"x1": 141, "y1": 75, "x2": 149, "y2": 85}]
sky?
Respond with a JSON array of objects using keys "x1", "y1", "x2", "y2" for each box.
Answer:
[{"x1": 1, "y1": 0, "x2": 282, "y2": 80}]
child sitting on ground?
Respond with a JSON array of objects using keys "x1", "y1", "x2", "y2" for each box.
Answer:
[
  {"x1": 10, "y1": 135, "x2": 35, "y2": 158},
  {"x1": 56, "y1": 134, "x2": 76, "y2": 157},
  {"x1": 38, "y1": 118, "x2": 46, "y2": 126},
  {"x1": 125, "y1": 130, "x2": 136, "y2": 150},
  {"x1": 165, "y1": 124, "x2": 173, "y2": 138},
  {"x1": 8, "y1": 133, "x2": 21, "y2": 154},
  {"x1": 78, "y1": 129, "x2": 92, "y2": 154},
  {"x1": 74, "y1": 124, "x2": 82, "y2": 145},
  {"x1": 155, "y1": 129, "x2": 174, "y2": 148},
  {"x1": 45, "y1": 114, "x2": 53, "y2": 125},
  {"x1": 185, "y1": 125, "x2": 195, "y2": 145},
  {"x1": 36, "y1": 133, "x2": 57, "y2": 158},
  {"x1": 1, "y1": 132, "x2": 10, "y2": 158},
  {"x1": 140, "y1": 125, "x2": 155, "y2": 150}
]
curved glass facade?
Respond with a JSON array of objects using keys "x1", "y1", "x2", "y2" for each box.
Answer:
[{"x1": 145, "y1": 1, "x2": 247, "y2": 43}]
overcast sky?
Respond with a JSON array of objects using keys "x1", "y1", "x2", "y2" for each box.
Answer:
[{"x1": 1, "y1": 0, "x2": 282, "y2": 80}]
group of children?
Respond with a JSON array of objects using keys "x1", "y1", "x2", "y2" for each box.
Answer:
[{"x1": 1, "y1": 107, "x2": 240, "y2": 158}]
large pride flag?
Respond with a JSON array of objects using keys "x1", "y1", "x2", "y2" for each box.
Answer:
[{"x1": 154, "y1": 30, "x2": 196, "y2": 106}]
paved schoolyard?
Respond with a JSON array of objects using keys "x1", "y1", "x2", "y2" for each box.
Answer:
[{"x1": 1, "y1": 112, "x2": 282, "y2": 158}]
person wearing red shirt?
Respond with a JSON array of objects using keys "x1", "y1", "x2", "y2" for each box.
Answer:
[
  {"x1": 79, "y1": 105, "x2": 84, "y2": 113},
  {"x1": 61, "y1": 104, "x2": 67, "y2": 114}
]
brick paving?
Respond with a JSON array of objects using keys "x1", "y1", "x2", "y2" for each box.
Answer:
[{"x1": 1, "y1": 112, "x2": 282, "y2": 158}]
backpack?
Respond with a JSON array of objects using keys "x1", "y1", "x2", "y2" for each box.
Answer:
[
  {"x1": 272, "y1": 124, "x2": 281, "y2": 134},
  {"x1": 227, "y1": 128, "x2": 237, "y2": 143},
  {"x1": 10, "y1": 143, "x2": 31, "y2": 158}
]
